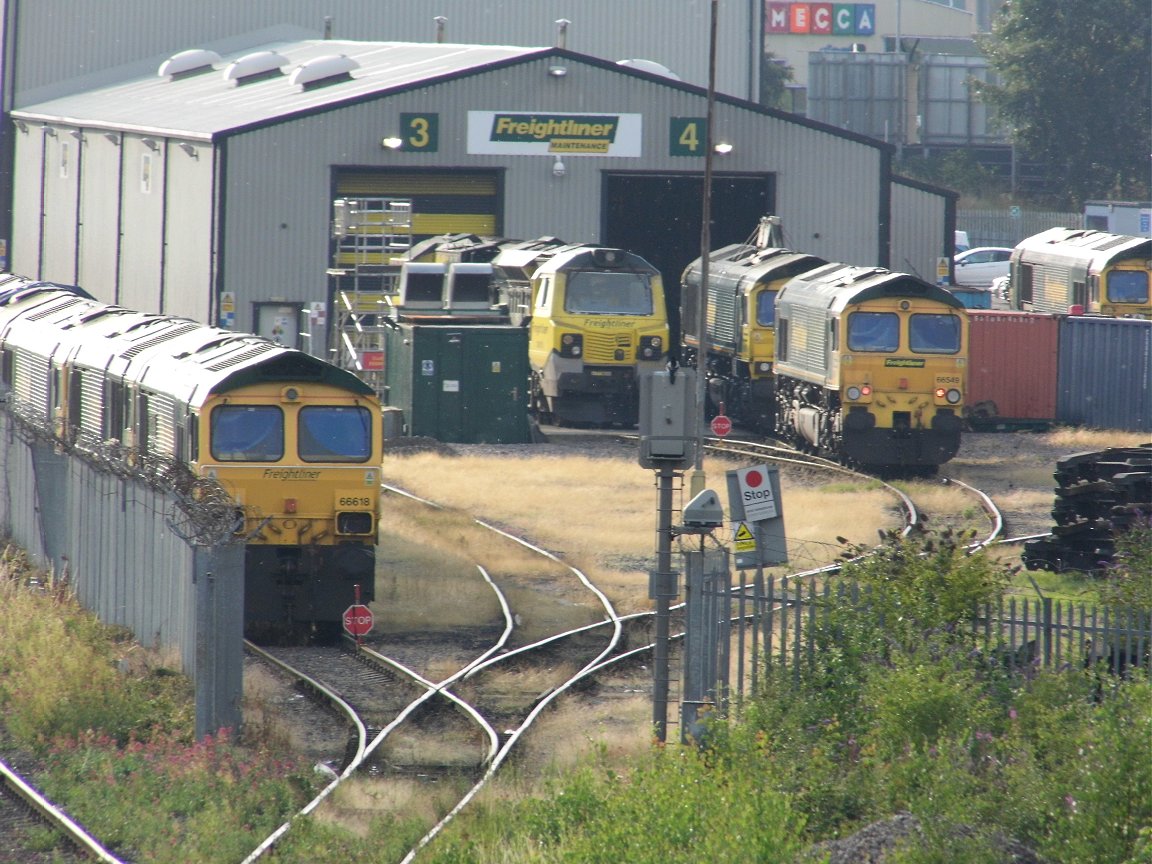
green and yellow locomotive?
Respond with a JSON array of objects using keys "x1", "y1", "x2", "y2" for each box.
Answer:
[
  {"x1": 1010, "y1": 228, "x2": 1151, "y2": 318},
  {"x1": 681, "y1": 218, "x2": 826, "y2": 433},
  {"x1": 774, "y1": 263, "x2": 968, "y2": 471}
]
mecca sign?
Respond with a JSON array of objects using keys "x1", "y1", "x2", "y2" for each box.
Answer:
[{"x1": 765, "y1": 3, "x2": 876, "y2": 36}]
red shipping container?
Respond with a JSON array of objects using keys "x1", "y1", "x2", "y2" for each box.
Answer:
[{"x1": 966, "y1": 311, "x2": 1060, "y2": 421}]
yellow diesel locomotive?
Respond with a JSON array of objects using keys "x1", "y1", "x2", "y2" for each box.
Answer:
[
  {"x1": 1009, "y1": 228, "x2": 1151, "y2": 318},
  {"x1": 774, "y1": 263, "x2": 968, "y2": 471},
  {"x1": 526, "y1": 245, "x2": 670, "y2": 427},
  {"x1": 680, "y1": 219, "x2": 826, "y2": 433},
  {"x1": 0, "y1": 275, "x2": 382, "y2": 640}
]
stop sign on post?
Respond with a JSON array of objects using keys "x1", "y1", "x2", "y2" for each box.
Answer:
[
  {"x1": 343, "y1": 604, "x2": 374, "y2": 637},
  {"x1": 710, "y1": 414, "x2": 732, "y2": 437}
]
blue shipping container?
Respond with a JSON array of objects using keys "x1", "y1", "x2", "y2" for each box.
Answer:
[{"x1": 1056, "y1": 317, "x2": 1152, "y2": 432}]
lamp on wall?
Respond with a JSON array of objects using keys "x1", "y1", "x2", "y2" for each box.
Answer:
[
  {"x1": 141, "y1": 137, "x2": 160, "y2": 151},
  {"x1": 104, "y1": 132, "x2": 121, "y2": 146},
  {"x1": 178, "y1": 142, "x2": 198, "y2": 158},
  {"x1": 380, "y1": 136, "x2": 403, "y2": 150},
  {"x1": 552, "y1": 157, "x2": 567, "y2": 178},
  {"x1": 548, "y1": 64, "x2": 567, "y2": 78},
  {"x1": 714, "y1": 142, "x2": 733, "y2": 155},
  {"x1": 42, "y1": 125, "x2": 57, "y2": 137}
]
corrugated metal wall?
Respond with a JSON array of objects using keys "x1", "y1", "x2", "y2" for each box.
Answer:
[
  {"x1": 118, "y1": 134, "x2": 166, "y2": 312},
  {"x1": 890, "y1": 178, "x2": 952, "y2": 281},
  {"x1": 1057, "y1": 318, "x2": 1152, "y2": 433},
  {"x1": 0, "y1": 412, "x2": 245, "y2": 737},
  {"x1": 78, "y1": 134, "x2": 123, "y2": 296},
  {"x1": 162, "y1": 140, "x2": 216, "y2": 322}
]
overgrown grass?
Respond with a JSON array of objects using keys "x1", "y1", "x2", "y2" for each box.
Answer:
[
  {"x1": 0, "y1": 546, "x2": 320, "y2": 864},
  {"x1": 2, "y1": 432, "x2": 1147, "y2": 863}
]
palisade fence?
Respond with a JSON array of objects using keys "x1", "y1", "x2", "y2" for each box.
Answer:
[
  {"x1": 691, "y1": 572, "x2": 1151, "y2": 722},
  {"x1": 958, "y1": 209, "x2": 1084, "y2": 249}
]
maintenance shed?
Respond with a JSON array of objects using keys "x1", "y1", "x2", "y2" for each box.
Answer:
[{"x1": 10, "y1": 37, "x2": 952, "y2": 351}]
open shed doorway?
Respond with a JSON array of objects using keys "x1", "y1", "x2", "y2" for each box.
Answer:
[{"x1": 602, "y1": 172, "x2": 775, "y2": 349}]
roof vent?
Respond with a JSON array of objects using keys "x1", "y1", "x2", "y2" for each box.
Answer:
[
  {"x1": 158, "y1": 49, "x2": 222, "y2": 80},
  {"x1": 288, "y1": 54, "x2": 359, "y2": 90},
  {"x1": 222, "y1": 51, "x2": 289, "y2": 86},
  {"x1": 616, "y1": 58, "x2": 681, "y2": 80}
]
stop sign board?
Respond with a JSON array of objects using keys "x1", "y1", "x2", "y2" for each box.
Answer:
[
  {"x1": 710, "y1": 414, "x2": 732, "y2": 437},
  {"x1": 343, "y1": 604, "x2": 374, "y2": 637}
]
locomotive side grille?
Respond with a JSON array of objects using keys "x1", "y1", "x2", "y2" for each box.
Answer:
[
  {"x1": 80, "y1": 374, "x2": 104, "y2": 437},
  {"x1": 14, "y1": 353, "x2": 48, "y2": 408},
  {"x1": 582, "y1": 332, "x2": 633, "y2": 363}
]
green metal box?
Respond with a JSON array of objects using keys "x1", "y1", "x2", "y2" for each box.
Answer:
[{"x1": 383, "y1": 323, "x2": 531, "y2": 443}]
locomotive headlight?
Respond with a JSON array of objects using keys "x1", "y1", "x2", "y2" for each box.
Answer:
[
  {"x1": 758, "y1": 362, "x2": 772, "y2": 373},
  {"x1": 860, "y1": 384, "x2": 872, "y2": 396},
  {"x1": 638, "y1": 335, "x2": 663, "y2": 359},
  {"x1": 946, "y1": 388, "x2": 962, "y2": 404},
  {"x1": 846, "y1": 386, "x2": 862, "y2": 401},
  {"x1": 560, "y1": 333, "x2": 583, "y2": 358}
]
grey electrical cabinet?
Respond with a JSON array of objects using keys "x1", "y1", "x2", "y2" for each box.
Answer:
[{"x1": 638, "y1": 368, "x2": 697, "y2": 469}]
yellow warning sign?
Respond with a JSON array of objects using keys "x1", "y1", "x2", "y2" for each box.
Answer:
[{"x1": 732, "y1": 521, "x2": 756, "y2": 552}]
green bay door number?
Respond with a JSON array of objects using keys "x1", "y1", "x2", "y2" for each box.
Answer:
[
  {"x1": 399, "y1": 113, "x2": 439, "y2": 152},
  {"x1": 669, "y1": 117, "x2": 707, "y2": 157}
]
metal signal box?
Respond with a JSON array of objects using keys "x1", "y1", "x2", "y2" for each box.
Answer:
[{"x1": 639, "y1": 368, "x2": 697, "y2": 469}]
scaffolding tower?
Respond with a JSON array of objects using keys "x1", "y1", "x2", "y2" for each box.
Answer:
[{"x1": 328, "y1": 197, "x2": 413, "y2": 397}]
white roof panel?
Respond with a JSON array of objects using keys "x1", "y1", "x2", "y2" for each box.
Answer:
[{"x1": 12, "y1": 40, "x2": 549, "y2": 140}]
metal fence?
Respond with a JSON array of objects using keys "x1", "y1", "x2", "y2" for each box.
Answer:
[
  {"x1": 957, "y1": 209, "x2": 1083, "y2": 249},
  {"x1": 689, "y1": 573, "x2": 1152, "y2": 722}
]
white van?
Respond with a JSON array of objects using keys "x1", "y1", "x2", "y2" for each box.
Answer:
[{"x1": 954, "y1": 230, "x2": 971, "y2": 254}]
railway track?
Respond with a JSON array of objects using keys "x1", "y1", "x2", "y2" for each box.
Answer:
[
  {"x1": 0, "y1": 757, "x2": 124, "y2": 863},
  {"x1": 235, "y1": 438, "x2": 1006, "y2": 861},
  {"x1": 0, "y1": 430, "x2": 1011, "y2": 863}
]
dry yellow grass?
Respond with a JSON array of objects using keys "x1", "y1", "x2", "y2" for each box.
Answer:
[{"x1": 380, "y1": 451, "x2": 902, "y2": 613}]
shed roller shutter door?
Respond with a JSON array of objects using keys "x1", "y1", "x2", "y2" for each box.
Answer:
[{"x1": 336, "y1": 172, "x2": 500, "y2": 239}]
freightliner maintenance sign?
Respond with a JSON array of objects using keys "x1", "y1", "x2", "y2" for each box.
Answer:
[{"x1": 467, "y1": 111, "x2": 643, "y2": 156}]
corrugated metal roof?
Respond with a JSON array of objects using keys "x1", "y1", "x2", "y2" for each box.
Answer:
[{"x1": 12, "y1": 40, "x2": 550, "y2": 140}]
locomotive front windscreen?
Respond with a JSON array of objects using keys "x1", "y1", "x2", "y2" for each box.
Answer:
[
  {"x1": 909, "y1": 314, "x2": 962, "y2": 353},
  {"x1": 1107, "y1": 270, "x2": 1149, "y2": 304},
  {"x1": 299, "y1": 406, "x2": 373, "y2": 462},
  {"x1": 211, "y1": 405, "x2": 284, "y2": 461},
  {"x1": 847, "y1": 312, "x2": 899, "y2": 352},
  {"x1": 565, "y1": 271, "x2": 653, "y2": 315}
]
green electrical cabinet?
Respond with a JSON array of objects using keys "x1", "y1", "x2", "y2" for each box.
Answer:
[{"x1": 383, "y1": 323, "x2": 531, "y2": 443}]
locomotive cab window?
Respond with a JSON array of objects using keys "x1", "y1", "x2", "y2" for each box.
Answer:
[
  {"x1": 755, "y1": 290, "x2": 777, "y2": 326},
  {"x1": 1108, "y1": 270, "x2": 1149, "y2": 304},
  {"x1": 847, "y1": 312, "x2": 898, "y2": 352},
  {"x1": 210, "y1": 405, "x2": 284, "y2": 461},
  {"x1": 909, "y1": 314, "x2": 962, "y2": 354},
  {"x1": 298, "y1": 406, "x2": 372, "y2": 462},
  {"x1": 565, "y1": 272, "x2": 653, "y2": 315}
]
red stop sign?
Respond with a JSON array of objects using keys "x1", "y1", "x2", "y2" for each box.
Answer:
[
  {"x1": 343, "y1": 604, "x2": 374, "y2": 637},
  {"x1": 710, "y1": 414, "x2": 732, "y2": 437}
]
